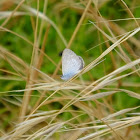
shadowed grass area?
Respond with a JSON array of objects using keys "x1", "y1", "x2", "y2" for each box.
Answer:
[{"x1": 0, "y1": 0, "x2": 140, "y2": 139}]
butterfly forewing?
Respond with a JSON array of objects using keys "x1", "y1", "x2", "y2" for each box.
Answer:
[{"x1": 62, "y1": 49, "x2": 84, "y2": 77}]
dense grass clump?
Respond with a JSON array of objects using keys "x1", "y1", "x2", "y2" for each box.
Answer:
[{"x1": 0, "y1": 0, "x2": 140, "y2": 139}]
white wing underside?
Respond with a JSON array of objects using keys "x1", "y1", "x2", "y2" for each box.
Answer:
[{"x1": 62, "y1": 49, "x2": 84, "y2": 77}]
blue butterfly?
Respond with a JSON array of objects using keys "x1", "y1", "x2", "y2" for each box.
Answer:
[{"x1": 61, "y1": 49, "x2": 85, "y2": 80}]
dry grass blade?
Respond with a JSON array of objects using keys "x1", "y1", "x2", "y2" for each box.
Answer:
[
  {"x1": 20, "y1": 3, "x2": 67, "y2": 47},
  {"x1": 102, "y1": 106, "x2": 140, "y2": 121},
  {"x1": 80, "y1": 91, "x2": 117, "y2": 101},
  {"x1": 77, "y1": 117, "x2": 140, "y2": 140},
  {"x1": 119, "y1": 89, "x2": 140, "y2": 99},
  {"x1": 6, "y1": 116, "x2": 50, "y2": 139},
  {"x1": 0, "y1": 26, "x2": 33, "y2": 46},
  {"x1": 81, "y1": 26, "x2": 140, "y2": 75}
]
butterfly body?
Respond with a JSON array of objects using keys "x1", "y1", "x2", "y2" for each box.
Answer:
[{"x1": 61, "y1": 49, "x2": 84, "y2": 80}]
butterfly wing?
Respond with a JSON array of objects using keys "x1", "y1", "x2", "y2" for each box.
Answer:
[
  {"x1": 78, "y1": 56, "x2": 85, "y2": 70},
  {"x1": 61, "y1": 49, "x2": 84, "y2": 80}
]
